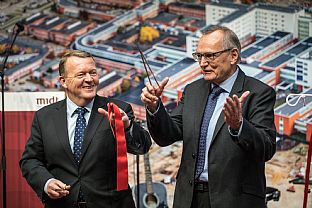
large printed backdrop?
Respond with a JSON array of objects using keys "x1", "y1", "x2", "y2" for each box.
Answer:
[{"x1": 0, "y1": 92, "x2": 65, "y2": 208}]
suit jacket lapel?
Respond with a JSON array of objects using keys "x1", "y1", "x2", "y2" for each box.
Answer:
[
  {"x1": 53, "y1": 100, "x2": 76, "y2": 164},
  {"x1": 211, "y1": 68, "x2": 245, "y2": 142},
  {"x1": 80, "y1": 95, "x2": 110, "y2": 162},
  {"x1": 194, "y1": 80, "x2": 212, "y2": 143}
]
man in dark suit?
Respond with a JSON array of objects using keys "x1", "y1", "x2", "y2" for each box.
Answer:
[
  {"x1": 141, "y1": 26, "x2": 276, "y2": 208},
  {"x1": 20, "y1": 50, "x2": 152, "y2": 208}
]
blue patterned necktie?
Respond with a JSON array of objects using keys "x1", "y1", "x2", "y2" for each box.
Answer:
[
  {"x1": 73, "y1": 107, "x2": 87, "y2": 165},
  {"x1": 195, "y1": 85, "x2": 224, "y2": 179}
]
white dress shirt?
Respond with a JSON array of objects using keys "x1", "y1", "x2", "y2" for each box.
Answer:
[{"x1": 199, "y1": 69, "x2": 240, "y2": 181}]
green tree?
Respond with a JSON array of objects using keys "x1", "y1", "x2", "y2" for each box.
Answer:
[{"x1": 120, "y1": 79, "x2": 131, "y2": 92}]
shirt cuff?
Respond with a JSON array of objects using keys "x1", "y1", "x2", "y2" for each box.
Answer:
[
  {"x1": 44, "y1": 178, "x2": 55, "y2": 194},
  {"x1": 228, "y1": 119, "x2": 243, "y2": 138},
  {"x1": 146, "y1": 102, "x2": 160, "y2": 116}
]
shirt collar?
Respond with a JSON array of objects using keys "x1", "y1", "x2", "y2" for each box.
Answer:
[
  {"x1": 67, "y1": 97, "x2": 94, "y2": 117},
  {"x1": 212, "y1": 68, "x2": 239, "y2": 93}
]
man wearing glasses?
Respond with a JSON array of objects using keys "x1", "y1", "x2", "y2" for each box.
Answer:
[
  {"x1": 20, "y1": 50, "x2": 151, "y2": 208},
  {"x1": 141, "y1": 26, "x2": 276, "y2": 208}
]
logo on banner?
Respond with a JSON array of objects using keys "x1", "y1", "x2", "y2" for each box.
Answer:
[{"x1": 36, "y1": 96, "x2": 60, "y2": 106}]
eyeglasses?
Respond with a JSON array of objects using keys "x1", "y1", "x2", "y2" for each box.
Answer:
[
  {"x1": 65, "y1": 70, "x2": 98, "y2": 79},
  {"x1": 192, "y1": 48, "x2": 232, "y2": 62}
]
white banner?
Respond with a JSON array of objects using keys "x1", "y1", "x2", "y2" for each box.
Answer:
[{"x1": 0, "y1": 92, "x2": 65, "y2": 111}]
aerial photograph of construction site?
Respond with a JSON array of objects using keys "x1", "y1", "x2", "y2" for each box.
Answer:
[{"x1": 0, "y1": 0, "x2": 311, "y2": 207}]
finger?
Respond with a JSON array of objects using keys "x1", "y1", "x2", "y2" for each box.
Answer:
[
  {"x1": 233, "y1": 94, "x2": 243, "y2": 121},
  {"x1": 223, "y1": 113, "x2": 228, "y2": 124},
  {"x1": 224, "y1": 97, "x2": 235, "y2": 114},
  {"x1": 141, "y1": 92, "x2": 158, "y2": 112},
  {"x1": 98, "y1": 108, "x2": 109, "y2": 119},
  {"x1": 109, "y1": 112, "x2": 114, "y2": 122},
  {"x1": 119, "y1": 108, "x2": 131, "y2": 126},
  {"x1": 223, "y1": 104, "x2": 233, "y2": 120},
  {"x1": 142, "y1": 93, "x2": 157, "y2": 105},
  {"x1": 145, "y1": 82, "x2": 156, "y2": 95},
  {"x1": 141, "y1": 93, "x2": 152, "y2": 104},
  {"x1": 223, "y1": 108, "x2": 231, "y2": 124},
  {"x1": 155, "y1": 77, "x2": 169, "y2": 96},
  {"x1": 54, "y1": 188, "x2": 69, "y2": 197},
  {"x1": 121, "y1": 114, "x2": 129, "y2": 122},
  {"x1": 223, "y1": 107, "x2": 229, "y2": 118},
  {"x1": 232, "y1": 95, "x2": 240, "y2": 108},
  {"x1": 142, "y1": 87, "x2": 158, "y2": 102},
  {"x1": 119, "y1": 108, "x2": 128, "y2": 119},
  {"x1": 48, "y1": 187, "x2": 61, "y2": 198},
  {"x1": 159, "y1": 77, "x2": 169, "y2": 90},
  {"x1": 55, "y1": 181, "x2": 70, "y2": 196},
  {"x1": 47, "y1": 180, "x2": 65, "y2": 198},
  {"x1": 54, "y1": 181, "x2": 67, "y2": 190},
  {"x1": 232, "y1": 95, "x2": 241, "y2": 117},
  {"x1": 239, "y1": 91, "x2": 250, "y2": 105}
]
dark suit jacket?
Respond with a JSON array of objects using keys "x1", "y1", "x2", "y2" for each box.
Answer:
[
  {"x1": 20, "y1": 95, "x2": 151, "y2": 208},
  {"x1": 147, "y1": 69, "x2": 276, "y2": 208}
]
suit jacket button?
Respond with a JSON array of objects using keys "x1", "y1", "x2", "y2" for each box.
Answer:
[
  {"x1": 189, "y1": 180, "x2": 193, "y2": 186},
  {"x1": 192, "y1": 153, "x2": 196, "y2": 159}
]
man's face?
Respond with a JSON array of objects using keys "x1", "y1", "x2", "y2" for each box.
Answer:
[
  {"x1": 59, "y1": 56, "x2": 99, "y2": 106},
  {"x1": 196, "y1": 30, "x2": 238, "y2": 85}
]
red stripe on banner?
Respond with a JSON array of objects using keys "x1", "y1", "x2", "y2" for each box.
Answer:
[
  {"x1": 107, "y1": 103, "x2": 128, "y2": 191},
  {"x1": 0, "y1": 111, "x2": 43, "y2": 208}
]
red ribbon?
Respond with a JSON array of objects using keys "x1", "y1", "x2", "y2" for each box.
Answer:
[{"x1": 107, "y1": 102, "x2": 128, "y2": 191}]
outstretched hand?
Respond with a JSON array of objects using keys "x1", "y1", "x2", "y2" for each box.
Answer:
[
  {"x1": 223, "y1": 91, "x2": 250, "y2": 130},
  {"x1": 141, "y1": 77, "x2": 169, "y2": 112},
  {"x1": 98, "y1": 105, "x2": 131, "y2": 129}
]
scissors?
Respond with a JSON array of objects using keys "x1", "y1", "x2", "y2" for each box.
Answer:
[{"x1": 137, "y1": 44, "x2": 160, "y2": 88}]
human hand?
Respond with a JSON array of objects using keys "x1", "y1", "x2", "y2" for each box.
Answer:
[
  {"x1": 141, "y1": 77, "x2": 169, "y2": 112},
  {"x1": 98, "y1": 104, "x2": 131, "y2": 129},
  {"x1": 223, "y1": 91, "x2": 250, "y2": 130},
  {"x1": 47, "y1": 179, "x2": 70, "y2": 199}
]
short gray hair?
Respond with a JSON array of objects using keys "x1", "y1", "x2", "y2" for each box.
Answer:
[{"x1": 202, "y1": 25, "x2": 241, "y2": 62}]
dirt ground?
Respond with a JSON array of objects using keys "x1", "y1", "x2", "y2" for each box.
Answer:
[
  {"x1": 128, "y1": 142, "x2": 311, "y2": 208},
  {"x1": 266, "y1": 143, "x2": 311, "y2": 208}
]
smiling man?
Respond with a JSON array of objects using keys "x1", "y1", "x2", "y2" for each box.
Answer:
[
  {"x1": 20, "y1": 50, "x2": 151, "y2": 208},
  {"x1": 141, "y1": 26, "x2": 276, "y2": 208}
]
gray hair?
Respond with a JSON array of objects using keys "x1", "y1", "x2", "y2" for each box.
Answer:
[{"x1": 202, "y1": 25, "x2": 241, "y2": 62}]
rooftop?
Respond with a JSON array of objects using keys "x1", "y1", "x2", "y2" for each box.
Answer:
[
  {"x1": 170, "y1": 2, "x2": 205, "y2": 11},
  {"x1": 275, "y1": 88, "x2": 312, "y2": 116},
  {"x1": 157, "y1": 57, "x2": 196, "y2": 80},
  {"x1": 55, "y1": 21, "x2": 91, "y2": 34},
  {"x1": 0, "y1": 38, "x2": 48, "y2": 76},
  {"x1": 208, "y1": 1, "x2": 249, "y2": 10},
  {"x1": 115, "y1": 82, "x2": 145, "y2": 106},
  {"x1": 22, "y1": 13, "x2": 46, "y2": 25},
  {"x1": 33, "y1": 16, "x2": 67, "y2": 30},
  {"x1": 254, "y1": 3, "x2": 301, "y2": 13},
  {"x1": 97, "y1": 73, "x2": 122, "y2": 90},
  {"x1": 261, "y1": 37, "x2": 312, "y2": 69},
  {"x1": 241, "y1": 31, "x2": 290, "y2": 59},
  {"x1": 149, "y1": 12, "x2": 179, "y2": 23}
]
